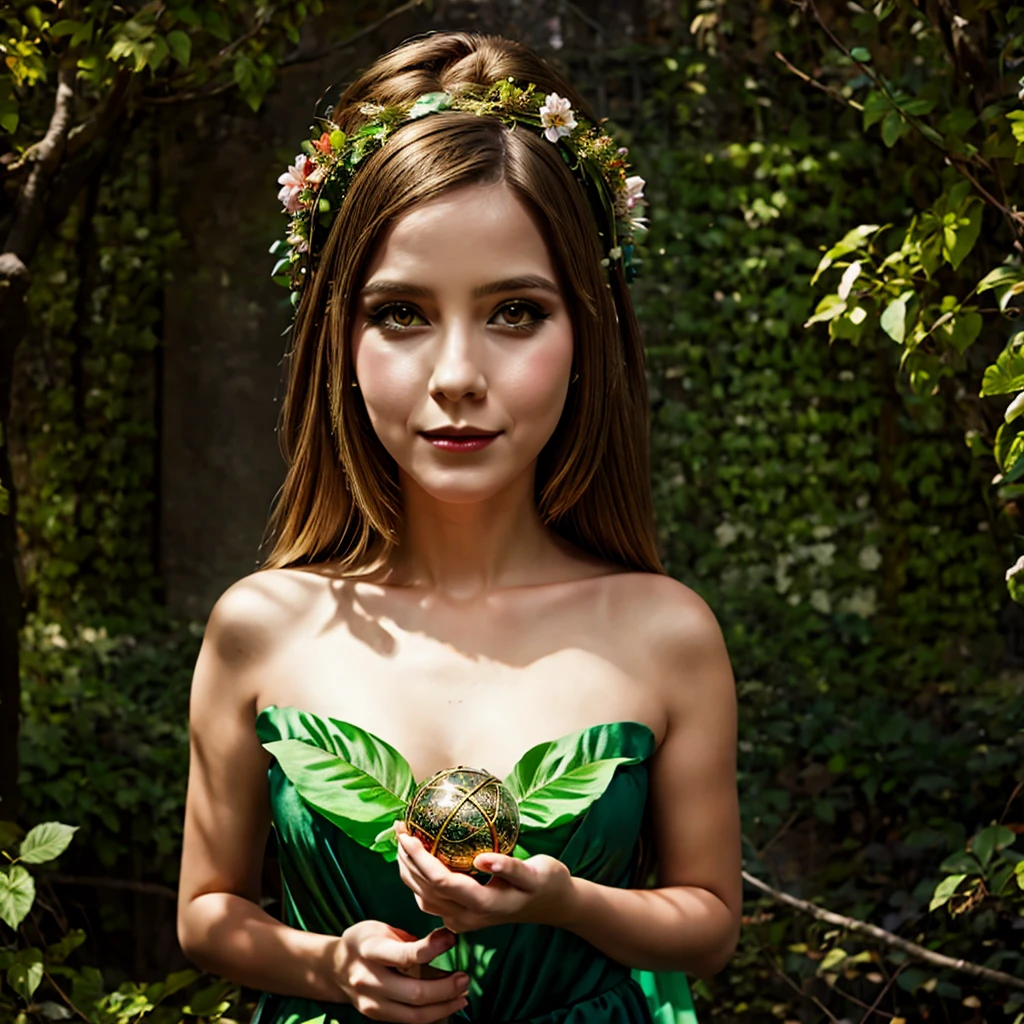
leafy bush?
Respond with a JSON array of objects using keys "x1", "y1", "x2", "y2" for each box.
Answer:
[{"x1": 0, "y1": 821, "x2": 245, "y2": 1023}]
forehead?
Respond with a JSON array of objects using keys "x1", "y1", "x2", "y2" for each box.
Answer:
[{"x1": 364, "y1": 181, "x2": 557, "y2": 284}]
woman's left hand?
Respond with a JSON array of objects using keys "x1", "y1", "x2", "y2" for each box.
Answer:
[{"x1": 393, "y1": 821, "x2": 576, "y2": 933}]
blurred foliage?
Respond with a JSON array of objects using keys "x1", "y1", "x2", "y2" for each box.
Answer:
[
  {"x1": 627, "y1": 0, "x2": 1024, "y2": 1020},
  {"x1": 6, "y1": 0, "x2": 1024, "y2": 1023},
  {"x1": 0, "y1": 821, "x2": 245, "y2": 1023}
]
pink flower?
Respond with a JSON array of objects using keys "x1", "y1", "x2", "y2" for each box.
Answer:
[
  {"x1": 624, "y1": 175, "x2": 645, "y2": 209},
  {"x1": 277, "y1": 154, "x2": 316, "y2": 213},
  {"x1": 539, "y1": 92, "x2": 577, "y2": 142}
]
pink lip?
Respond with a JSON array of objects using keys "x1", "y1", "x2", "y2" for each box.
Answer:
[{"x1": 419, "y1": 432, "x2": 502, "y2": 452}]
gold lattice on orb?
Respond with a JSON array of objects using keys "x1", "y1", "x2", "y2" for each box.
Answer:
[{"x1": 405, "y1": 766, "x2": 521, "y2": 874}]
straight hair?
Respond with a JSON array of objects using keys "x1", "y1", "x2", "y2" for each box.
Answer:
[{"x1": 259, "y1": 31, "x2": 664, "y2": 578}]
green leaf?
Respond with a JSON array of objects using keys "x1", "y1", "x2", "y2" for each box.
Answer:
[
  {"x1": 805, "y1": 295, "x2": 847, "y2": 327},
  {"x1": 982, "y1": 347, "x2": 1024, "y2": 396},
  {"x1": 978, "y1": 264, "x2": 1024, "y2": 312},
  {"x1": 46, "y1": 929, "x2": 86, "y2": 964},
  {"x1": 881, "y1": 109, "x2": 906, "y2": 147},
  {"x1": 408, "y1": 91, "x2": 452, "y2": 119},
  {"x1": 0, "y1": 100, "x2": 18, "y2": 134},
  {"x1": 938, "y1": 311, "x2": 982, "y2": 354},
  {"x1": 970, "y1": 824, "x2": 1015, "y2": 868},
  {"x1": 862, "y1": 91, "x2": 889, "y2": 131},
  {"x1": 7, "y1": 959, "x2": 43, "y2": 1003},
  {"x1": 0, "y1": 865, "x2": 35, "y2": 929},
  {"x1": 503, "y1": 722, "x2": 653, "y2": 831},
  {"x1": 929, "y1": 873, "x2": 967, "y2": 911},
  {"x1": 818, "y1": 947, "x2": 847, "y2": 972},
  {"x1": 811, "y1": 224, "x2": 881, "y2": 284},
  {"x1": 182, "y1": 977, "x2": 232, "y2": 1016},
  {"x1": 258, "y1": 707, "x2": 416, "y2": 860},
  {"x1": 166, "y1": 30, "x2": 191, "y2": 68},
  {"x1": 880, "y1": 294, "x2": 909, "y2": 343},
  {"x1": 837, "y1": 260, "x2": 861, "y2": 300},
  {"x1": 850, "y1": 46, "x2": 871, "y2": 62},
  {"x1": 49, "y1": 19, "x2": 83, "y2": 37},
  {"x1": 19, "y1": 822, "x2": 77, "y2": 864},
  {"x1": 942, "y1": 198, "x2": 983, "y2": 270}
]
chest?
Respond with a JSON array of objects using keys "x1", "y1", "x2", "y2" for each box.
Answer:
[{"x1": 256, "y1": 600, "x2": 664, "y2": 782}]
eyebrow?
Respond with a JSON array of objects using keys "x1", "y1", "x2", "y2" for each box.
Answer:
[{"x1": 360, "y1": 275, "x2": 560, "y2": 299}]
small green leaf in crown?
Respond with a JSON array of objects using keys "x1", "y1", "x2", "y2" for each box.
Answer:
[{"x1": 271, "y1": 78, "x2": 648, "y2": 303}]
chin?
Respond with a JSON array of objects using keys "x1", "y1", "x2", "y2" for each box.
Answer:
[{"x1": 410, "y1": 473, "x2": 520, "y2": 505}]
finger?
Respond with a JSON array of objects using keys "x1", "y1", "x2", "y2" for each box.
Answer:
[
  {"x1": 472, "y1": 854, "x2": 534, "y2": 889},
  {"x1": 364, "y1": 926, "x2": 456, "y2": 969},
  {"x1": 370, "y1": 991, "x2": 469, "y2": 1023},
  {"x1": 380, "y1": 967, "x2": 471, "y2": 1007},
  {"x1": 398, "y1": 835, "x2": 486, "y2": 908}
]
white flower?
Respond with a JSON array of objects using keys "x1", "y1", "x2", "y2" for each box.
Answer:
[
  {"x1": 539, "y1": 92, "x2": 577, "y2": 142},
  {"x1": 277, "y1": 154, "x2": 315, "y2": 214},
  {"x1": 810, "y1": 589, "x2": 832, "y2": 614},
  {"x1": 624, "y1": 175, "x2": 645, "y2": 209},
  {"x1": 1006, "y1": 554, "x2": 1024, "y2": 582}
]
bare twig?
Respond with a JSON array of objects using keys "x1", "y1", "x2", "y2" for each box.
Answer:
[
  {"x1": 755, "y1": 938, "x2": 843, "y2": 1022},
  {"x1": 773, "y1": 50, "x2": 865, "y2": 111},
  {"x1": 141, "y1": 0, "x2": 428, "y2": 107},
  {"x1": 999, "y1": 779, "x2": 1024, "y2": 825},
  {"x1": 753, "y1": 811, "x2": 802, "y2": 859},
  {"x1": 947, "y1": 156, "x2": 1024, "y2": 230},
  {"x1": 278, "y1": 0, "x2": 427, "y2": 69},
  {"x1": 743, "y1": 870, "x2": 1024, "y2": 991},
  {"x1": 858, "y1": 963, "x2": 909, "y2": 1024},
  {"x1": 42, "y1": 967, "x2": 90, "y2": 1022}
]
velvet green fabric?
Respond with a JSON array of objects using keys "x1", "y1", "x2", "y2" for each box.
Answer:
[{"x1": 251, "y1": 705, "x2": 698, "y2": 1024}]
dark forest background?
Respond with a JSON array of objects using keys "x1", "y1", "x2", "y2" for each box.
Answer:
[{"x1": 2, "y1": 1, "x2": 1023, "y2": 1022}]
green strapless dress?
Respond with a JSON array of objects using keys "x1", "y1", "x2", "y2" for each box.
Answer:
[{"x1": 251, "y1": 705, "x2": 698, "y2": 1024}]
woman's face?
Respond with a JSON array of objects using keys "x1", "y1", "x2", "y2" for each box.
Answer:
[{"x1": 351, "y1": 181, "x2": 574, "y2": 506}]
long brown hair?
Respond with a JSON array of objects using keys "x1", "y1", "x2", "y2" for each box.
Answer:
[{"x1": 259, "y1": 31, "x2": 664, "y2": 576}]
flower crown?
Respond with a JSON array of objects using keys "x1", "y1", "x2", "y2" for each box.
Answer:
[{"x1": 270, "y1": 77, "x2": 648, "y2": 308}]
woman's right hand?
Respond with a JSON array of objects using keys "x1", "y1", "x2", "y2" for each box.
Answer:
[{"x1": 333, "y1": 921, "x2": 471, "y2": 1022}]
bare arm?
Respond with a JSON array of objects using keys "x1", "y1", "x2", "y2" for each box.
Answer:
[
  {"x1": 389, "y1": 578, "x2": 743, "y2": 978},
  {"x1": 554, "y1": 581, "x2": 743, "y2": 978},
  {"x1": 176, "y1": 574, "x2": 471, "y2": 1021},
  {"x1": 176, "y1": 575, "x2": 351, "y2": 1002}
]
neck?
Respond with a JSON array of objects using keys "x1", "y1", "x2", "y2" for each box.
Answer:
[{"x1": 386, "y1": 466, "x2": 556, "y2": 600}]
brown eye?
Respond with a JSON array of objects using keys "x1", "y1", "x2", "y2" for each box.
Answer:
[
  {"x1": 502, "y1": 302, "x2": 528, "y2": 325},
  {"x1": 391, "y1": 304, "x2": 418, "y2": 327},
  {"x1": 492, "y1": 301, "x2": 550, "y2": 332}
]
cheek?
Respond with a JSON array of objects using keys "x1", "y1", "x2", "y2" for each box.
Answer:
[
  {"x1": 354, "y1": 342, "x2": 422, "y2": 431},
  {"x1": 504, "y1": 336, "x2": 574, "y2": 425}
]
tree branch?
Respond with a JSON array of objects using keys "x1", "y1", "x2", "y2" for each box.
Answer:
[
  {"x1": 277, "y1": 0, "x2": 427, "y2": 69},
  {"x1": 743, "y1": 870, "x2": 1024, "y2": 991},
  {"x1": 4, "y1": 61, "x2": 76, "y2": 260}
]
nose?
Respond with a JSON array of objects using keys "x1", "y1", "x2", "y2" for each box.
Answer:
[{"x1": 428, "y1": 318, "x2": 487, "y2": 403}]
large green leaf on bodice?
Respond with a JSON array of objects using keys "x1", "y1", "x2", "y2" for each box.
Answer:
[
  {"x1": 503, "y1": 720, "x2": 655, "y2": 832},
  {"x1": 257, "y1": 707, "x2": 655, "y2": 863},
  {"x1": 258, "y1": 707, "x2": 416, "y2": 860}
]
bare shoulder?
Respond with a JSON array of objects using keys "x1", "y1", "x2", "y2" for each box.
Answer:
[
  {"x1": 603, "y1": 573, "x2": 734, "y2": 715},
  {"x1": 203, "y1": 565, "x2": 327, "y2": 669}
]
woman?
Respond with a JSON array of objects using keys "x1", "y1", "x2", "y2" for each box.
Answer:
[{"x1": 176, "y1": 30, "x2": 742, "y2": 1024}]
